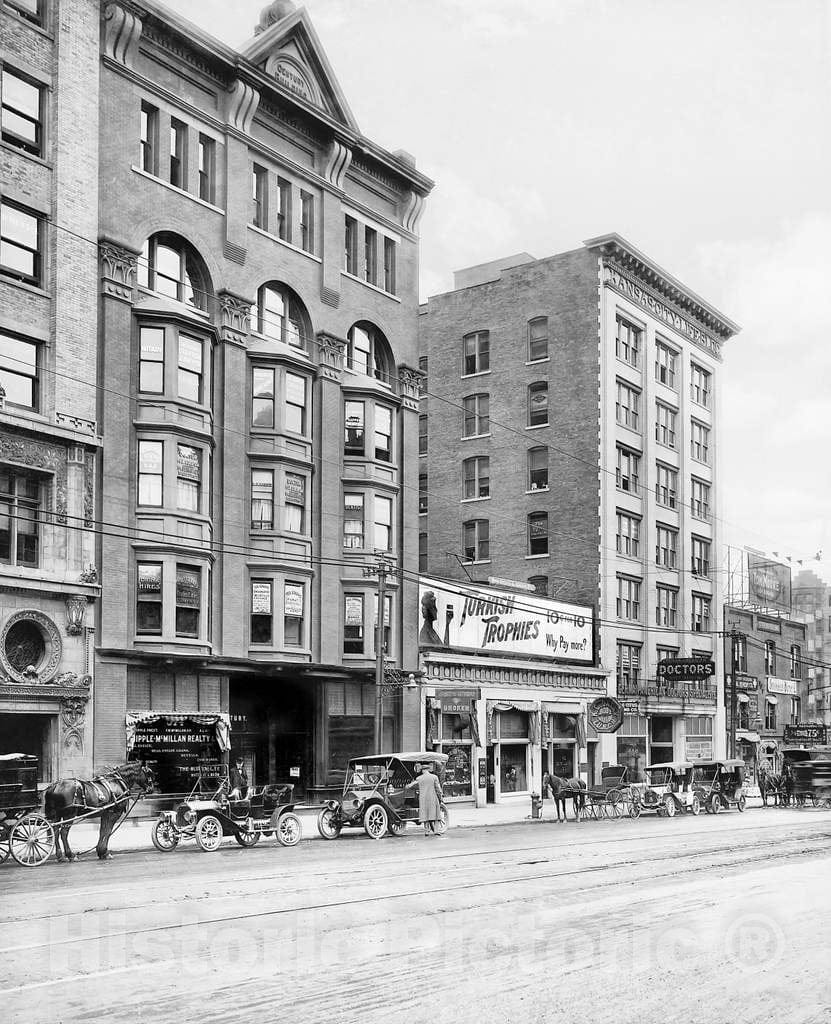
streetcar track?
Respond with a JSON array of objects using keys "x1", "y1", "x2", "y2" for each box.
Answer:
[{"x1": 0, "y1": 830, "x2": 826, "y2": 959}]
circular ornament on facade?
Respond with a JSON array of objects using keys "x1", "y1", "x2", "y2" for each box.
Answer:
[
  {"x1": 0, "y1": 610, "x2": 63, "y2": 683},
  {"x1": 588, "y1": 696, "x2": 625, "y2": 734}
]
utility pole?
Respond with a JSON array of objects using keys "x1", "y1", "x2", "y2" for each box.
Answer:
[
  {"x1": 730, "y1": 630, "x2": 743, "y2": 759},
  {"x1": 363, "y1": 555, "x2": 395, "y2": 755}
]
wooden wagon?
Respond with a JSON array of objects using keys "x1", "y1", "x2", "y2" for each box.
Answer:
[{"x1": 0, "y1": 753, "x2": 54, "y2": 867}]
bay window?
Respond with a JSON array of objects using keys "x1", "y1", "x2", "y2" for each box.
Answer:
[{"x1": 251, "y1": 469, "x2": 274, "y2": 530}]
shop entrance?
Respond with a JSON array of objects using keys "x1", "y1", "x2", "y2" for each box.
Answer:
[
  {"x1": 0, "y1": 712, "x2": 55, "y2": 781},
  {"x1": 486, "y1": 745, "x2": 495, "y2": 803},
  {"x1": 649, "y1": 715, "x2": 675, "y2": 765}
]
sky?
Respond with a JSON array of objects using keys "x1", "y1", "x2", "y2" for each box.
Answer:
[{"x1": 167, "y1": 0, "x2": 831, "y2": 585}]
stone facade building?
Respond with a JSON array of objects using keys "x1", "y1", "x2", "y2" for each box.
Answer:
[
  {"x1": 93, "y1": 0, "x2": 431, "y2": 793},
  {"x1": 418, "y1": 236, "x2": 739, "y2": 778},
  {"x1": 0, "y1": 0, "x2": 100, "y2": 778}
]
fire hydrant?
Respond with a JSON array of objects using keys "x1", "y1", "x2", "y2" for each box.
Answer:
[{"x1": 530, "y1": 793, "x2": 543, "y2": 820}]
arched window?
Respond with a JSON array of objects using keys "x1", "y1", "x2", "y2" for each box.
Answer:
[
  {"x1": 347, "y1": 321, "x2": 393, "y2": 383},
  {"x1": 256, "y1": 282, "x2": 311, "y2": 351},
  {"x1": 138, "y1": 232, "x2": 210, "y2": 310},
  {"x1": 528, "y1": 381, "x2": 549, "y2": 427}
]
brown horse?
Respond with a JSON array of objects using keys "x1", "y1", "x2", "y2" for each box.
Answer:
[
  {"x1": 44, "y1": 762, "x2": 155, "y2": 861},
  {"x1": 544, "y1": 773, "x2": 586, "y2": 822}
]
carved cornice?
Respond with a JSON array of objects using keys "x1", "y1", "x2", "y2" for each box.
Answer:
[
  {"x1": 400, "y1": 190, "x2": 426, "y2": 234},
  {"x1": 0, "y1": 674, "x2": 92, "y2": 703},
  {"x1": 218, "y1": 290, "x2": 253, "y2": 345},
  {"x1": 100, "y1": 241, "x2": 139, "y2": 302},
  {"x1": 140, "y1": 23, "x2": 228, "y2": 87},
  {"x1": 398, "y1": 365, "x2": 426, "y2": 411},
  {"x1": 103, "y1": 3, "x2": 143, "y2": 68},
  {"x1": 351, "y1": 157, "x2": 399, "y2": 193},
  {"x1": 316, "y1": 331, "x2": 346, "y2": 383},
  {"x1": 56, "y1": 413, "x2": 96, "y2": 436},
  {"x1": 323, "y1": 139, "x2": 352, "y2": 190},
  {"x1": 226, "y1": 79, "x2": 260, "y2": 134}
]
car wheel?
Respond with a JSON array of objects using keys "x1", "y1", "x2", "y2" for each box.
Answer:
[
  {"x1": 436, "y1": 805, "x2": 450, "y2": 835},
  {"x1": 709, "y1": 795, "x2": 721, "y2": 815},
  {"x1": 317, "y1": 807, "x2": 342, "y2": 840},
  {"x1": 276, "y1": 813, "x2": 302, "y2": 847},
  {"x1": 195, "y1": 814, "x2": 224, "y2": 852},
  {"x1": 364, "y1": 803, "x2": 388, "y2": 840},
  {"x1": 151, "y1": 818, "x2": 180, "y2": 852},
  {"x1": 737, "y1": 794, "x2": 746, "y2": 813},
  {"x1": 663, "y1": 796, "x2": 676, "y2": 818},
  {"x1": 234, "y1": 829, "x2": 261, "y2": 848},
  {"x1": 389, "y1": 820, "x2": 407, "y2": 836},
  {"x1": 690, "y1": 795, "x2": 701, "y2": 816}
]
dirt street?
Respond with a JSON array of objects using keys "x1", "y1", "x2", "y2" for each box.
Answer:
[{"x1": 1, "y1": 808, "x2": 830, "y2": 1023}]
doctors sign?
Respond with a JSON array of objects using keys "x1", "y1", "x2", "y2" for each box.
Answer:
[
  {"x1": 657, "y1": 658, "x2": 715, "y2": 681},
  {"x1": 418, "y1": 576, "x2": 593, "y2": 663}
]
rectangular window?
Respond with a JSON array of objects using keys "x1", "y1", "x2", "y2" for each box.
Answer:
[
  {"x1": 790, "y1": 644, "x2": 802, "y2": 680},
  {"x1": 252, "y1": 165, "x2": 268, "y2": 229},
  {"x1": 276, "y1": 177, "x2": 291, "y2": 242},
  {"x1": 655, "y1": 524, "x2": 678, "y2": 569},
  {"x1": 765, "y1": 640, "x2": 776, "y2": 674},
  {"x1": 300, "y1": 191, "x2": 314, "y2": 253},
  {"x1": 175, "y1": 565, "x2": 201, "y2": 638},
  {"x1": 656, "y1": 585, "x2": 678, "y2": 627},
  {"x1": 178, "y1": 335, "x2": 203, "y2": 403},
  {"x1": 463, "y1": 332, "x2": 489, "y2": 375},
  {"x1": 284, "y1": 581, "x2": 304, "y2": 647},
  {"x1": 617, "y1": 642, "x2": 641, "y2": 688},
  {"x1": 733, "y1": 635, "x2": 747, "y2": 672},
  {"x1": 344, "y1": 593, "x2": 365, "y2": 654},
  {"x1": 251, "y1": 469, "x2": 274, "y2": 531},
  {"x1": 691, "y1": 593, "x2": 711, "y2": 633},
  {"x1": 285, "y1": 372, "x2": 306, "y2": 434},
  {"x1": 374, "y1": 495, "x2": 393, "y2": 551},
  {"x1": 140, "y1": 102, "x2": 158, "y2": 174},
  {"x1": 616, "y1": 316, "x2": 641, "y2": 368},
  {"x1": 252, "y1": 367, "x2": 275, "y2": 428},
  {"x1": 418, "y1": 354, "x2": 428, "y2": 391},
  {"x1": 176, "y1": 444, "x2": 201, "y2": 512},
  {"x1": 691, "y1": 478, "x2": 710, "y2": 521},
  {"x1": 616, "y1": 380, "x2": 640, "y2": 430},
  {"x1": 528, "y1": 317, "x2": 548, "y2": 361},
  {"x1": 463, "y1": 393, "x2": 489, "y2": 437},
  {"x1": 136, "y1": 563, "x2": 163, "y2": 635},
  {"x1": 657, "y1": 646, "x2": 679, "y2": 663},
  {"x1": 616, "y1": 446, "x2": 640, "y2": 494},
  {"x1": 790, "y1": 697, "x2": 800, "y2": 726},
  {"x1": 138, "y1": 326, "x2": 164, "y2": 394},
  {"x1": 373, "y1": 593, "x2": 392, "y2": 656},
  {"x1": 1, "y1": 68, "x2": 43, "y2": 156},
  {"x1": 655, "y1": 341, "x2": 677, "y2": 389},
  {"x1": 0, "y1": 331, "x2": 39, "y2": 409},
  {"x1": 691, "y1": 363, "x2": 711, "y2": 407},
  {"x1": 375, "y1": 405, "x2": 392, "y2": 462},
  {"x1": 383, "y1": 237, "x2": 397, "y2": 294},
  {"x1": 528, "y1": 512, "x2": 548, "y2": 556},
  {"x1": 0, "y1": 199, "x2": 43, "y2": 285},
  {"x1": 364, "y1": 226, "x2": 377, "y2": 285},
  {"x1": 765, "y1": 700, "x2": 777, "y2": 731},
  {"x1": 419, "y1": 531, "x2": 428, "y2": 571},
  {"x1": 344, "y1": 493, "x2": 365, "y2": 547},
  {"x1": 655, "y1": 402, "x2": 677, "y2": 449},
  {"x1": 463, "y1": 456, "x2": 490, "y2": 500},
  {"x1": 169, "y1": 119, "x2": 186, "y2": 189},
  {"x1": 691, "y1": 536, "x2": 711, "y2": 578},
  {"x1": 691, "y1": 420, "x2": 710, "y2": 463},
  {"x1": 528, "y1": 382, "x2": 549, "y2": 426},
  {"x1": 283, "y1": 473, "x2": 305, "y2": 534},
  {"x1": 137, "y1": 440, "x2": 163, "y2": 506},
  {"x1": 528, "y1": 447, "x2": 548, "y2": 490},
  {"x1": 251, "y1": 579, "x2": 273, "y2": 645},
  {"x1": 0, "y1": 469, "x2": 40, "y2": 567},
  {"x1": 617, "y1": 576, "x2": 641, "y2": 622},
  {"x1": 418, "y1": 413, "x2": 428, "y2": 455},
  {"x1": 197, "y1": 134, "x2": 215, "y2": 203},
  {"x1": 344, "y1": 216, "x2": 358, "y2": 275},
  {"x1": 344, "y1": 400, "x2": 365, "y2": 456},
  {"x1": 6, "y1": 0, "x2": 42, "y2": 25},
  {"x1": 616, "y1": 511, "x2": 641, "y2": 557},
  {"x1": 655, "y1": 463, "x2": 677, "y2": 509},
  {"x1": 418, "y1": 472, "x2": 428, "y2": 514},
  {"x1": 463, "y1": 519, "x2": 489, "y2": 562}
]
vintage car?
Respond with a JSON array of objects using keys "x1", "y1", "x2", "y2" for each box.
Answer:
[
  {"x1": 317, "y1": 751, "x2": 449, "y2": 840},
  {"x1": 692, "y1": 759, "x2": 747, "y2": 814},
  {"x1": 639, "y1": 761, "x2": 701, "y2": 817},
  {"x1": 151, "y1": 773, "x2": 301, "y2": 852}
]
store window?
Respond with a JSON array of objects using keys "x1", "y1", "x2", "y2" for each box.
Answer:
[
  {"x1": 650, "y1": 714, "x2": 674, "y2": 765},
  {"x1": 0, "y1": 468, "x2": 40, "y2": 567},
  {"x1": 0, "y1": 331, "x2": 39, "y2": 409},
  {"x1": 685, "y1": 716, "x2": 713, "y2": 761},
  {"x1": 434, "y1": 701, "x2": 478, "y2": 799},
  {"x1": 617, "y1": 715, "x2": 647, "y2": 782},
  {"x1": 495, "y1": 709, "x2": 530, "y2": 793},
  {"x1": 327, "y1": 682, "x2": 391, "y2": 777}
]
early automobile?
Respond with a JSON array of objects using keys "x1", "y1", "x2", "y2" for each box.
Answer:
[
  {"x1": 692, "y1": 759, "x2": 748, "y2": 814},
  {"x1": 151, "y1": 772, "x2": 301, "y2": 852},
  {"x1": 317, "y1": 751, "x2": 449, "y2": 840},
  {"x1": 639, "y1": 761, "x2": 701, "y2": 817}
]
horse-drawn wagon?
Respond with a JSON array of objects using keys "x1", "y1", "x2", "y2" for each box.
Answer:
[
  {"x1": 582, "y1": 765, "x2": 641, "y2": 820},
  {"x1": 0, "y1": 753, "x2": 54, "y2": 867}
]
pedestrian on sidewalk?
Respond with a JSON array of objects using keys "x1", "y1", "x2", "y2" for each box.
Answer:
[{"x1": 410, "y1": 762, "x2": 444, "y2": 836}]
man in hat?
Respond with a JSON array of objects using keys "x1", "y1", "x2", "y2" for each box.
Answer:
[
  {"x1": 410, "y1": 761, "x2": 445, "y2": 837},
  {"x1": 228, "y1": 755, "x2": 250, "y2": 799}
]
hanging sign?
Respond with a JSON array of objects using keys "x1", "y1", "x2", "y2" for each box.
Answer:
[
  {"x1": 657, "y1": 658, "x2": 715, "y2": 680},
  {"x1": 588, "y1": 696, "x2": 624, "y2": 734}
]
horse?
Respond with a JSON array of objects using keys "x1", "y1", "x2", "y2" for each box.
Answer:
[
  {"x1": 44, "y1": 761, "x2": 155, "y2": 862},
  {"x1": 759, "y1": 767, "x2": 786, "y2": 808},
  {"x1": 543, "y1": 772, "x2": 586, "y2": 822}
]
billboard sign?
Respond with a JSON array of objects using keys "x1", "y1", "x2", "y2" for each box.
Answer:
[
  {"x1": 747, "y1": 554, "x2": 791, "y2": 612},
  {"x1": 418, "y1": 576, "x2": 593, "y2": 663}
]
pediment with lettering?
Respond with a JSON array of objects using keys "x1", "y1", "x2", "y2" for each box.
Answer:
[{"x1": 241, "y1": 9, "x2": 359, "y2": 131}]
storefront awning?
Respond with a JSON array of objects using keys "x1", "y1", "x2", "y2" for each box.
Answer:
[
  {"x1": 738, "y1": 730, "x2": 760, "y2": 744},
  {"x1": 737, "y1": 693, "x2": 750, "y2": 704},
  {"x1": 766, "y1": 695, "x2": 778, "y2": 705}
]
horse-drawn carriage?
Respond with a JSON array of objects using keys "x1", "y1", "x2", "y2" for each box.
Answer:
[
  {"x1": 151, "y1": 772, "x2": 302, "y2": 852},
  {"x1": 787, "y1": 754, "x2": 831, "y2": 808},
  {"x1": 582, "y1": 765, "x2": 641, "y2": 820},
  {"x1": 691, "y1": 759, "x2": 747, "y2": 814},
  {"x1": 0, "y1": 754, "x2": 54, "y2": 867}
]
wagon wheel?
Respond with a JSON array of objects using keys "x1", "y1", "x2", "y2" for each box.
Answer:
[
  {"x1": 275, "y1": 812, "x2": 302, "y2": 847},
  {"x1": 234, "y1": 829, "x2": 261, "y2": 848},
  {"x1": 736, "y1": 794, "x2": 746, "y2": 813},
  {"x1": 0, "y1": 822, "x2": 10, "y2": 864},
  {"x1": 151, "y1": 818, "x2": 180, "y2": 852},
  {"x1": 363, "y1": 804, "x2": 388, "y2": 840},
  {"x1": 9, "y1": 813, "x2": 54, "y2": 867},
  {"x1": 628, "y1": 797, "x2": 641, "y2": 820},
  {"x1": 195, "y1": 814, "x2": 224, "y2": 852},
  {"x1": 317, "y1": 807, "x2": 342, "y2": 840},
  {"x1": 607, "y1": 791, "x2": 623, "y2": 819}
]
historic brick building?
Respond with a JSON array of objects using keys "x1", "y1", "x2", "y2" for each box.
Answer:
[
  {"x1": 419, "y1": 236, "x2": 739, "y2": 777},
  {"x1": 94, "y1": 0, "x2": 431, "y2": 793},
  {"x1": 0, "y1": 0, "x2": 100, "y2": 778}
]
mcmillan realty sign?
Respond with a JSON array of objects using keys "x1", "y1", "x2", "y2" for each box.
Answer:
[{"x1": 418, "y1": 576, "x2": 593, "y2": 663}]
